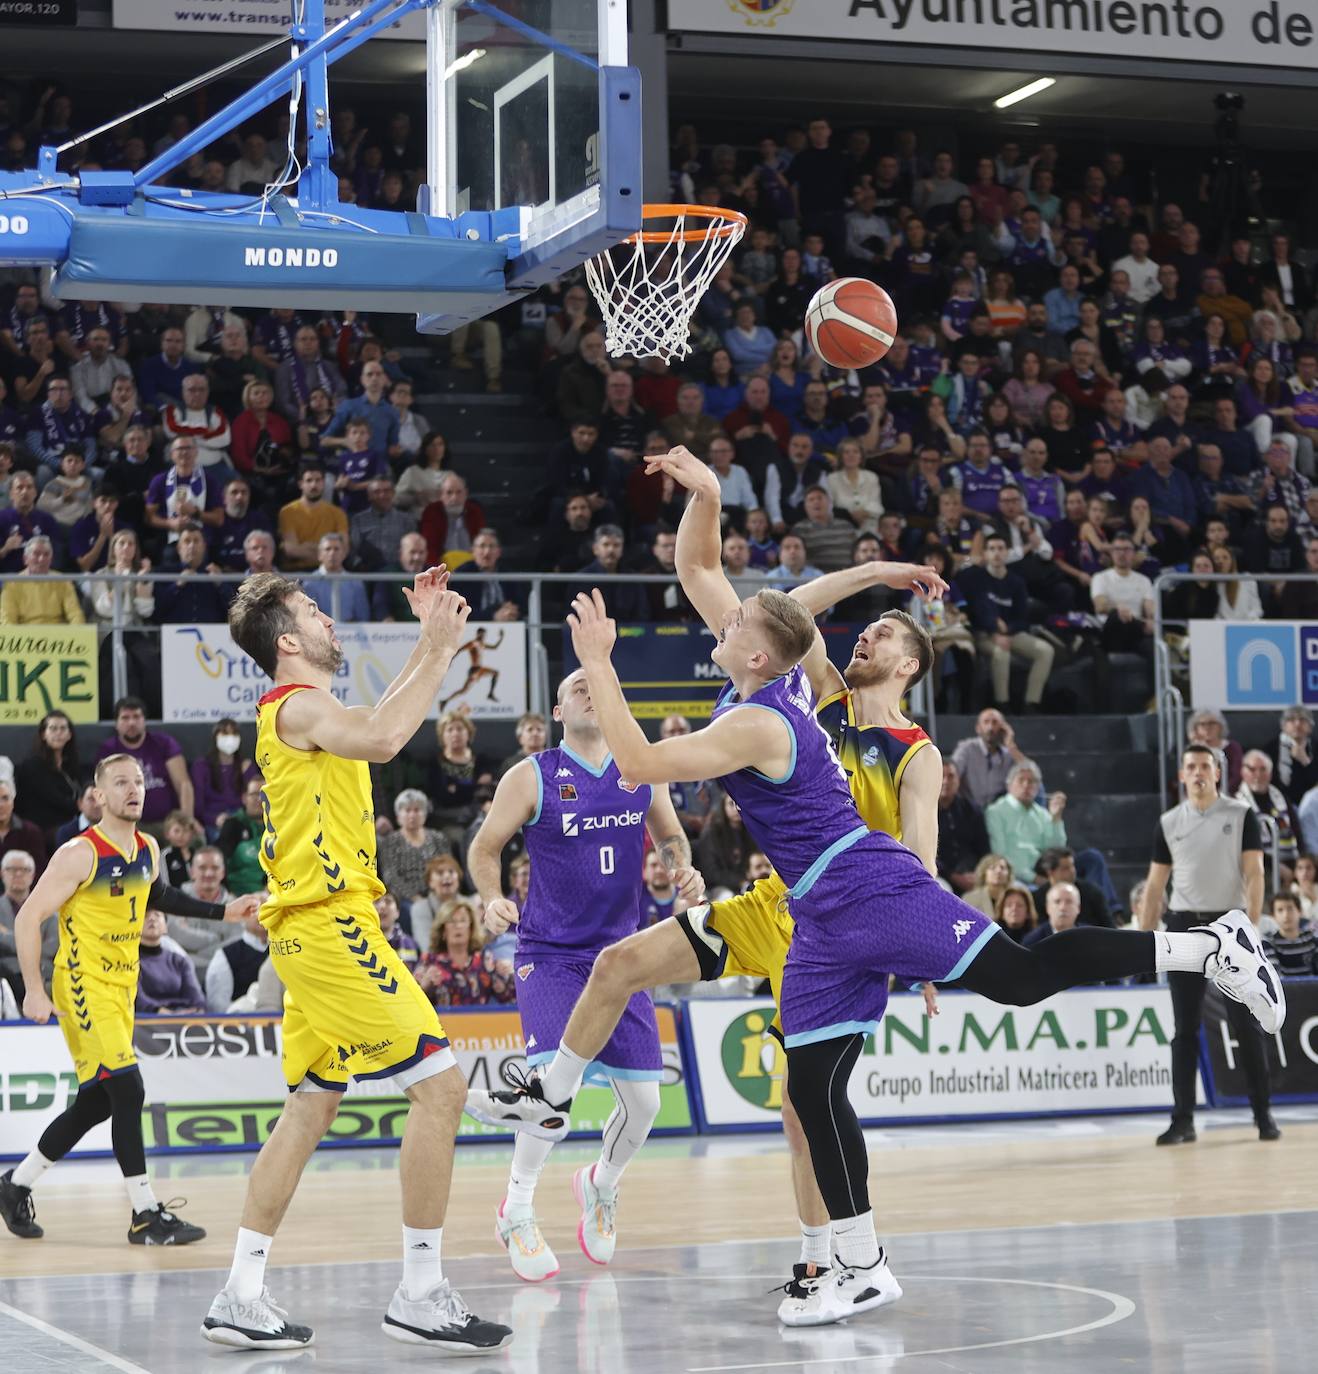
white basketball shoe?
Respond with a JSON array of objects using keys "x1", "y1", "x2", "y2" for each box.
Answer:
[
  {"x1": 572, "y1": 1165, "x2": 617, "y2": 1265},
  {"x1": 496, "y1": 1198, "x2": 560, "y2": 1282},
  {"x1": 201, "y1": 1287, "x2": 313, "y2": 1349},
  {"x1": 1201, "y1": 909, "x2": 1286, "y2": 1034},
  {"x1": 779, "y1": 1249, "x2": 902, "y2": 1328},
  {"x1": 464, "y1": 1063, "x2": 571, "y2": 1142}
]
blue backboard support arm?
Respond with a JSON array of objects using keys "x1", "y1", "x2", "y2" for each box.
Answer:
[{"x1": 299, "y1": 0, "x2": 337, "y2": 210}]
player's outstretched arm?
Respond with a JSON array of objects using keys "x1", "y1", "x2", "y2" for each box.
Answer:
[
  {"x1": 14, "y1": 838, "x2": 94, "y2": 1023},
  {"x1": 569, "y1": 591, "x2": 789, "y2": 785},
  {"x1": 468, "y1": 761, "x2": 539, "y2": 936},
  {"x1": 646, "y1": 446, "x2": 740, "y2": 636}
]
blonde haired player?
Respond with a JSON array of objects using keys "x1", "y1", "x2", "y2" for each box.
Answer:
[
  {"x1": 201, "y1": 567, "x2": 512, "y2": 1355},
  {"x1": 2, "y1": 754, "x2": 256, "y2": 1245}
]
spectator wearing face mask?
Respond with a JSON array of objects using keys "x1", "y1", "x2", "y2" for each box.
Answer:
[{"x1": 190, "y1": 719, "x2": 255, "y2": 837}]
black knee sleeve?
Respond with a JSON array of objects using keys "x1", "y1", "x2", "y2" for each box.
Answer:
[
  {"x1": 102, "y1": 1069, "x2": 148, "y2": 1179},
  {"x1": 785, "y1": 1035, "x2": 870, "y2": 1221},
  {"x1": 37, "y1": 1081, "x2": 114, "y2": 1162}
]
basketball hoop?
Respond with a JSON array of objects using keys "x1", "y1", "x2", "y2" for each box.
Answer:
[{"x1": 583, "y1": 204, "x2": 748, "y2": 363}]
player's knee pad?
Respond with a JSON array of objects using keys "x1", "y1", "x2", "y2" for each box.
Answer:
[{"x1": 610, "y1": 1077, "x2": 661, "y2": 1133}]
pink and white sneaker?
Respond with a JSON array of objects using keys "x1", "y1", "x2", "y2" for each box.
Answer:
[{"x1": 571, "y1": 1165, "x2": 617, "y2": 1266}]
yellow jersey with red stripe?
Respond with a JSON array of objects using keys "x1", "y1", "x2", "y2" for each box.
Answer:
[
  {"x1": 56, "y1": 826, "x2": 154, "y2": 987},
  {"x1": 255, "y1": 683, "x2": 384, "y2": 918},
  {"x1": 815, "y1": 689, "x2": 930, "y2": 843}
]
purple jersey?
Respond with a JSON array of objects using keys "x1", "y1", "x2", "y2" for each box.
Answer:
[
  {"x1": 518, "y1": 746, "x2": 653, "y2": 958},
  {"x1": 711, "y1": 665, "x2": 868, "y2": 891}
]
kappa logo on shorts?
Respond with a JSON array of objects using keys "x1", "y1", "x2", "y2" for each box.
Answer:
[
  {"x1": 517, "y1": 963, "x2": 535, "y2": 981},
  {"x1": 952, "y1": 919, "x2": 973, "y2": 943},
  {"x1": 559, "y1": 783, "x2": 578, "y2": 801}
]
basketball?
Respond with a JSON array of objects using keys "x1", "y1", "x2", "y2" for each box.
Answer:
[{"x1": 803, "y1": 278, "x2": 899, "y2": 369}]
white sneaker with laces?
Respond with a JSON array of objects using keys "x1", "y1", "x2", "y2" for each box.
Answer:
[
  {"x1": 1201, "y1": 909, "x2": 1286, "y2": 1034},
  {"x1": 572, "y1": 1165, "x2": 617, "y2": 1265},
  {"x1": 775, "y1": 1264, "x2": 832, "y2": 1325},
  {"x1": 464, "y1": 1063, "x2": 571, "y2": 1141},
  {"x1": 779, "y1": 1249, "x2": 902, "y2": 1328},
  {"x1": 201, "y1": 1286, "x2": 314, "y2": 1349},
  {"x1": 382, "y1": 1280, "x2": 514, "y2": 1352},
  {"x1": 496, "y1": 1198, "x2": 560, "y2": 1282}
]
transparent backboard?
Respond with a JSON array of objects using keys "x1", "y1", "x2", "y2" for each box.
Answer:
[{"x1": 427, "y1": 0, "x2": 638, "y2": 291}]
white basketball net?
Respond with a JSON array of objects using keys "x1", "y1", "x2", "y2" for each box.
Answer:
[{"x1": 584, "y1": 208, "x2": 746, "y2": 362}]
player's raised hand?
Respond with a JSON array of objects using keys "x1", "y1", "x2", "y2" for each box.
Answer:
[
  {"x1": 644, "y1": 444, "x2": 718, "y2": 495},
  {"x1": 419, "y1": 588, "x2": 472, "y2": 652},
  {"x1": 672, "y1": 865, "x2": 706, "y2": 904},
  {"x1": 223, "y1": 892, "x2": 263, "y2": 924},
  {"x1": 873, "y1": 561, "x2": 949, "y2": 602},
  {"x1": 400, "y1": 564, "x2": 450, "y2": 618},
  {"x1": 483, "y1": 897, "x2": 520, "y2": 937},
  {"x1": 567, "y1": 589, "x2": 617, "y2": 663},
  {"x1": 23, "y1": 986, "x2": 60, "y2": 1024}
]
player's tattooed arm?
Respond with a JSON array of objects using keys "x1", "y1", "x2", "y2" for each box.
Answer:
[{"x1": 647, "y1": 779, "x2": 705, "y2": 903}]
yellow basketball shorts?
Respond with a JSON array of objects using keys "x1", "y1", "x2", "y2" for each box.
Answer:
[
  {"x1": 52, "y1": 966, "x2": 137, "y2": 1086},
  {"x1": 678, "y1": 872, "x2": 795, "y2": 1039},
  {"x1": 266, "y1": 895, "x2": 452, "y2": 1091}
]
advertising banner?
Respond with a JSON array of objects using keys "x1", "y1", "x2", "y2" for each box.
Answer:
[
  {"x1": 563, "y1": 619, "x2": 865, "y2": 720},
  {"x1": 1203, "y1": 978, "x2": 1318, "y2": 1104},
  {"x1": 160, "y1": 621, "x2": 526, "y2": 723},
  {"x1": 686, "y1": 987, "x2": 1194, "y2": 1129},
  {"x1": 668, "y1": 0, "x2": 1318, "y2": 71},
  {"x1": 0, "y1": 625, "x2": 98, "y2": 724},
  {"x1": 0, "y1": 1006, "x2": 690, "y2": 1158},
  {"x1": 112, "y1": 0, "x2": 422, "y2": 38},
  {"x1": 1189, "y1": 620, "x2": 1318, "y2": 711}
]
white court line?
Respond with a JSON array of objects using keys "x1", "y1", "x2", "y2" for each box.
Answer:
[
  {"x1": 685, "y1": 1274, "x2": 1136, "y2": 1373},
  {"x1": 0, "y1": 1299, "x2": 154, "y2": 1374}
]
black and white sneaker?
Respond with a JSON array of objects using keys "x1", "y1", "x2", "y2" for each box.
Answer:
[
  {"x1": 382, "y1": 1280, "x2": 514, "y2": 1353},
  {"x1": 0, "y1": 1169, "x2": 42, "y2": 1239},
  {"x1": 202, "y1": 1286, "x2": 314, "y2": 1349},
  {"x1": 464, "y1": 1063, "x2": 571, "y2": 1141},
  {"x1": 1200, "y1": 910, "x2": 1286, "y2": 1034},
  {"x1": 779, "y1": 1249, "x2": 902, "y2": 1328},
  {"x1": 128, "y1": 1198, "x2": 206, "y2": 1245},
  {"x1": 773, "y1": 1264, "x2": 831, "y2": 1323}
]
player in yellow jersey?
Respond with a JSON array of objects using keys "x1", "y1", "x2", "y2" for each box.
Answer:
[
  {"x1": 202, "y1": 567, "x2": 513, "y2": 1357},
  {"x1": 1, "y1": 754, "x2": 257, "y2": 1245},
  {"x1": 465, "y1": 557, "x2": 945, "y2": 1317}
]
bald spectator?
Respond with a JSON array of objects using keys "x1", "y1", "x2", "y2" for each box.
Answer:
[
  {"x1": 145, "y1": 436, "x2": 224, "y2": 546},
  {"x1": 420, "y1": 471, "x2": 485, "y2": 565},
  {"x1": 951, "y1": 708, "x2": 1032, "y2": 809},
  {"x1": 349, "y1": 475, "x2": 416, "y2": 569},
  {"x1": 162, "y1": 373, "x2": 232, "y2": 471},
  {"x1": 0, "y1": 535, "x2": 84, "y2": 625},
  {"x1": 1022, "y1": 881, "x2": 1083, "y2": 948},
  {"x1": 662, "y1": 382, "x2": 724, "y2": 459},
  {"x1": 0, "y1": 783, "x2": 47, "y2": 876},
  {"x1": 791, "y1": 486, "x2": 855, "y2": 572},
  {"x1": 1054, "y1": 338, "x2": 1114, "y2": 418},
  {"x1": 206, "y1": 320, "x2": 268, "y2": 420},
  {"x1": 1112, "y1": 232, "x2": 1161, "y2": 304},
  {"x1": 376, "y1": 530, "x2": 429, "y2": 621}
]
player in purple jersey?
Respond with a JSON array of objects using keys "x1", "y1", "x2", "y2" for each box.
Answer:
[
  {"x1": 464, "y1": 669, "x2": 701, "y2": 1282},
  {"x1": 496, "y1": 444, "x2": 1283, "y2": 1328}
]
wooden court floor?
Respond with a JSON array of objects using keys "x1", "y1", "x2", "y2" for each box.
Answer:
[{"x1": 3, "y1": 1110, "x2": 1313, "y2": 1281}]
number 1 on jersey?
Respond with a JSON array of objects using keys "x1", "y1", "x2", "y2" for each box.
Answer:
[{"x1": 599, "y1": 845, "x2": 615, "y2": 875}]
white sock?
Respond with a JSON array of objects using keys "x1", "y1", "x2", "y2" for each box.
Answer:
[
  {"x1": 832, "y1": 1210, "x2": 881, "y2": 1269},
  {"x1": 125, "y1": 1174, "x2": 158, "y2": 1213},
  {"x1": 591, "y1": 1158, "x2": 624, "y2": 1195},
  {"x1": 11, "y1": 1150, "x2": 54, "y2": 1191},
  {"x1": 402, "y1": 1225, "x2": 442, "y2": 1300},
  {"x1": 226, "y1": 1226, "x2": 273, "y2": 1301},
  {"x1": 1154, "y1": 930, "x2": 1219, "y2": 974},
  {"x1": 506, "y1": 1132, "x2": 555, "y2": 1212},
  {"x1": 800, "y1": 1221, "x2": 831, "y2": 1268},
  {"x1": 540, "y1": 1043, "x2": 589, "y2": 1107}
]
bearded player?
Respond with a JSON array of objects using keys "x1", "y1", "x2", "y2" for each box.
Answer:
[
  {"x1": 202, "y1": 568, "x2": 512, "y2": 1356},
  {"x1": 466, "y1": 555, "x2": 946, "y2": 1315}
]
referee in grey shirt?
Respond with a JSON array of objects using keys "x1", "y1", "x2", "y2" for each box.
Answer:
[{"x1": 1140, "y1": 742, "x2": 1276, "y2": 1145}]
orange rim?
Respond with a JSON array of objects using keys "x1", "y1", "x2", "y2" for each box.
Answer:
[{"x1": 625, "y1": 203, "x2": 749, "y2": 245}]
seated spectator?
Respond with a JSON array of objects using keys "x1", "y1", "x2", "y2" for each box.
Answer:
[
  {"x1": 172, "y1": 844, "x2": 231, "y2": 973},
  {"x1": 55, "y1": 780, "x2": 101, "y2": 846},
  {"x1": 700, "y1": 347, "x2": 743, "y2": 423},
  {"x1": 206, "y1": 477, "x2": 266, "y2": 572},
  {"x1": 136, "y1": 909, "x2": 206, "y2": 1013},
  {"x1": 189, "y1": 718, "x2": 252, "y2": 837},
  {"x1": 959, "y1": 533, "x2": 1055, "y2": 710},
  {"x1": 135, "y1": 324, "x2": 201, "y2": 408},
  {"x1": 379, "y1": 788, "x2": 452, "y2": 904},
  {"x1": 722, "y1": 530, "x2": 766, "y2": 590},
  {"x1": 0, "y1": 849, "x2": 55, "y2": 1000},
  {"x1": 145, "y1": 436, "x2": 224, "y2": 549},
  {"x1": 328, "y1": 417, "x2": 389, "y2": 516},
  {"x1": 570, "y1": 524, "x2": 649, "y2": 621},
  {"x1": 1196, "y1": 266, "x2": 1252, "y2": 348},
  {"x1": 376, "y1": 891, "x2": 420, "y2": 974},
  {"x1": 725, "y1": 375, "x2": 791, "y2": 456},
  {"x1": 963, "y1": 853, "x2": 1015, "y2": 919},
  {"x1": 278, "y1": 464, "x2": 348, "y2": 571},
  {"x1": 428, "y1": 710, "x2": 494, "y2": 838},
  {"x1": 1197, "y1": 395, "x2": 1259, "y2": 480},
  {"x1": 1090, "y1": 532, "x2": 1155, "y2": 654},
  {"x1": 1022, "y1": 881, "x2": 1082, "y2": 948},
  {"x1": 390, "y1": 378, "x2": 430, "y2": 460},
  {"x1": 557, "y1": 331, "x2": 612, "y2": 424},
  {"x1": 764, "y1": 432, "x2": 829, "y2": 533},
  {"x1": 395, "y1": 431, "x2": 450, "y2": 513},
  {"x1": 12, "y1": 710, "x2": 80, "y2": 848},
  {"x1": 162, "y1": 373, "x2": 231, "y2": 472},
  {"x1": 27, "y1": 376, "x2": 97, "y2": 477},
  {"x1": 1054, "y1": 338, "x2": 1113, "y2": 419},
  {"x1": 408, "y1": 854, "x2": 465, "y2": 956},
  {"x1": 70, "y1": 327, "x2": 131, "y2": 415},
  {"x1": 660, "y1": 715, "x2": 714, "y2": 840},
  {"x1": 0, "y1": 535, "x2": 84, "y2": 626},
  {"x1": 950, "y1": 708, "x2": 1034, "y2": 810},
  {"x1": 544, "y1": 284, "x2": 598, "y2": 359},
  {"x1": 1031, "y1": 847, "x2": 1113, "y2": 929},
  {"x1": 226, "y1": 131, "x2": 278, "y2": 192},
  {"x1": 322, "y1": 360, "x2": 401, "y2": 460},
  {"x1": 995, "y1": 884, "x2": 1040, "y2": 943},
  {"x1": 155, "y1": 525, "x2": 227, "y2": 623},
  {"x1": 1263, "y1": 890, "x2": 1317, "y2": 976},
  {"x1": 449, "y1": 527, "x2": 522, "y2": 622},
  {"x1": 205, "y1": 909, "x2": 269, "y2": 1011},
  {"x1": 420, "y1": 472, "x2": 484, "y2": 566},
  {"x1": 661, "y1": 381, "x2": 724, "y2": 459},
  {"x1": 275, "y1": 323, "x2": 346, "y2": 424},
  {"x1": 793, "y1": 380, "x2": 849, "y2": 456},
  {"x1": 1092, "y1": 386, "x2": 1147, "y2": 467},
  {"x1": 640, "y1": 849, "x2": 684, "y2": 927},
  {"x1": 825, "y1": 438, "x2": 882, "y2": 535},
  {"x1": 1262, "y1": 707, "x2": 1318, "y2": 809},
  {"x1": 764, "y1": 249, "x2": 815, "y2": 335},
  {"x1": 935, "y1": 761, "x2": 990, "y2": 893},
  {"x1": 706, "y1": 434, "x2": 757, "y2": 523},
  {"x1": 1242, "y1": 502, "x2": 1305, "y2": 586},
  {"x1": 765, "y1": 531, "x2": 822, "y2": 587},
  {"x1": 302, "y1": 530, "x2": 370, "y2": 620},
  {"x1": 498, "y1": 712, "x2": 547, "y2": 778},
  {"x1": 536, "y1": 490, "x2": 598, "y2": 573},
  {"x1": 62, "y1": 477, "x2": 121, "y2": 579},
  {"x1": 599, "y1": 369, "x2": 653, "y2": 466},
  {"x1": 792, "y1": 486, "x2": 856, "y2": 573},
  {"x1": 744, "y1": 506, "x2": 779, "y2": 569},
  {"x1": 205, "y1": 320, "x2": 268, "y2": 421},
  {"x1": 1252, "y1": 439, "x2": 1312, "y2": 525},
  {"x1": 1292, "y1": 854, "x2": 1318, "y2": 920},
  {"x1": 952, "y1": 430, "x2": 1014, "y2": 519},
  {"x1": 217, "y1": 775, "x2": 266, "y2": 895},
  {"x1": 229, "y1": 380, "x2": 294, "y2": 497},
  {"x1": 102, "y1": 423, "x2": 160, "y2": 531},
  {"x1": 1237, "y1": 751, "x2": 1300, "y2": 873},
  {"x1": 696, "y1": 792, "x2": 751, "y2": 896},
  {"x1": 416, "y1": 899, "x2": 514, "y2": 1006},
  {"x1": 986, "y1": 761, "x2": 1072, "y2": 885}
]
